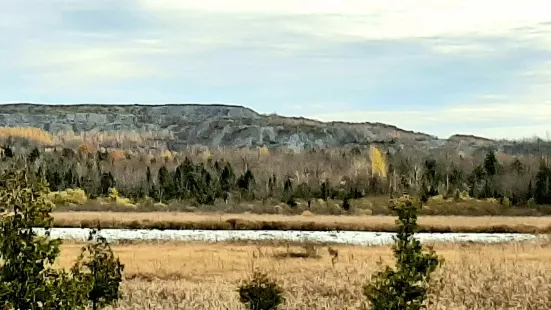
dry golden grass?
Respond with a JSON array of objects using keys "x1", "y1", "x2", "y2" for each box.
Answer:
[
  {"x1": 52, "y1": 211, "x2": 551, "y2": 233},
  {"x1": 55, "y1": 239, "x2": 551, "y2": 309}
]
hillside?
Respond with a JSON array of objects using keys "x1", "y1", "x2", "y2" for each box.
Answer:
[{"x1": 0, "y1": 103, "x2": 546, "y2": 156}]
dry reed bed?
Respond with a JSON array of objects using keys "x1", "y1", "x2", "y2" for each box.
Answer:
[
  {"x1": 52, "y1": 212, "x2": 551, "y2": 233},
  {"x1": 56, "y1": 239, "x2": 551, "y2": 309}
]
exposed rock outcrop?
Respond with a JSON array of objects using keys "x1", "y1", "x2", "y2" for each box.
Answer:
[{"x1": 0, "y1": 103, "x2": 546, "y2": 156}]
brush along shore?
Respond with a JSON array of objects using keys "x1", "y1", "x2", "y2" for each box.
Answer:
[{"x1": 51, "y1": 211, "x2": 551, "y2": 234}]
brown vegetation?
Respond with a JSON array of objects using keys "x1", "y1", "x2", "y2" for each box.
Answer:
[
  {"x1": 53, "y1": 239, "x2": 551, "y2": 309},
  {"x1": 52, "y1": 212, "x2": 551, "y2": 233}
]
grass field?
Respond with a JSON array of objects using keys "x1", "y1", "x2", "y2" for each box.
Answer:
[
  {"x1": 52, "y1": 211, "x2": 551, "y2": 233},
  {"x1": 56, "y1": 239, "x2": 551, "y2": 309}
]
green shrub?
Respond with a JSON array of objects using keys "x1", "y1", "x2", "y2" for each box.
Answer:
[
  {"x1": 0, "y1": 168, "x2": 124, "y2": 310},
  {"x1": 237, "y1": 270, "x2": 284, "y2": 310},
  {"x1": 363, "y1": 195, "x2": 442, "y2": 310},
  {"x1": 501, "y1": 196, "x2": 511, "y2": 208}
]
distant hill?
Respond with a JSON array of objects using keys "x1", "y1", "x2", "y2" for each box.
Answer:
[{"x1": 0, "y1": 103, "x2": 549, "y2": 156}]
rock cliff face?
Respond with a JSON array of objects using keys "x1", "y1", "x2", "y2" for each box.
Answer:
[{"x1": 0, "y1": 103, "x2": 545, "y2": 156}]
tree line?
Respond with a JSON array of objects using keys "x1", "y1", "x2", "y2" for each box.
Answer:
[{"x1": 2, "y1": 143, "x2": 551, "y2": 208}]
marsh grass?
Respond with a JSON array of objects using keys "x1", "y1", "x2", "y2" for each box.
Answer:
[{"x1": 52, "y1": 239, "x2": 551, "y2": 309}]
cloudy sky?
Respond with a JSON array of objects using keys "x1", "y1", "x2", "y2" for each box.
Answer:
[{"x1": 1, "y1": 0, "x2": 550, "y2": 139}]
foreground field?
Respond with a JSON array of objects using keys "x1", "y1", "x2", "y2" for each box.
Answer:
[
  {"x1": 52, "y1": 211, "x2": 551, "y2": 233},
  {"x1": 57, "y1": 239, "x2": 551, "y2": 309}
]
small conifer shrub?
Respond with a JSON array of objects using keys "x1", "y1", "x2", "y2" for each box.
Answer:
[
  {"x1": 363, "y1": 195, "x2": 442, "y2": 310},
  {"x1": 237, "y1": 270, "x2": 284, "y2": 310}
]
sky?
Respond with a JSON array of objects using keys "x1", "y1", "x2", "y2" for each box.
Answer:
[{"x1": 1, "y1": 0, "x2": 551, "y2": 140}]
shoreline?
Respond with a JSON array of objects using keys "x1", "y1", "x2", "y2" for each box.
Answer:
[{"x1": 51, "y1": 211, "x2": 551, "y2": 234}]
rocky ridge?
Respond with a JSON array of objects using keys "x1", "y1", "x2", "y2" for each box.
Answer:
[{"x1": 0, "y1": 103, "x2": 546, "y2": 156}]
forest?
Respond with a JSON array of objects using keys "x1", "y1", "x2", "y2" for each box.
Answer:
[{"x1": 2, "y1": 131, "x2": 551, "y2": 215}]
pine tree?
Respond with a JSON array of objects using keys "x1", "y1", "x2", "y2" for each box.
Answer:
[
  {"x1": 535, "y1": 162, "x2": 551, "y2": 204},
  {"x1": 28, "y1": 147, "x2": 40, "y2": 163},
  {"x1": 238, "y1": 169, "x2": 255, "y2": 192},
  {"x1": 484, "y1": 150, "x2": 498, "y2": 177},
  {"x1": 158, "y1": 165, "x2": 172, "y2": 201},
  {"x1": 363, "y1": 196, "x2": 441, "y2": 310},
  {"x1": 2, "y1": 144, "x2": 14, "y2": 158},
  {"x1": 220, "y1": 163, "x2": 236, "y2": 192},
  {"x1": 100, "y1": 172, "x2": 115, "y2": 196}
]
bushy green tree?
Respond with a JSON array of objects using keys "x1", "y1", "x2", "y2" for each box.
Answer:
[
  {"x1": 0, "y1": 168, "x2": 124, "y2": 309},
  {"x1": 363, "y1": 195, "x2": 442, "y2": 310}
]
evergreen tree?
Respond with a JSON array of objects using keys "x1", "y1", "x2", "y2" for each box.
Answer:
[
  {"x1": 146, "y1": 166, "x2": 152, "y2": 185},
  {"x1": 220, "y1": 163, "x2": 236, "y2": 192},
  {"x1": 527, "y1": 179, "x2": 534, "y2": 200},
  {"x1": 283, "y1": 177, "x2": 293, "y2": 194},
  {"x1": 2, "y1": 144, "x2": 14, "y2": 158},
  {"x1": 46, "y1": 168, "x2": 62, "y2": 191},
  {"x1": 65, "y1": 167, "x2": 77, "y2": 189},
  {"x1": 268, "y1": 174, "x2": 277, "y2": 195},
  {"x1": 100, "y1": 172, "x2": 115, "y2": 196},
  {"x1": 484, "y1": 150, "x2": 498, "y2": 177},
  {"x1": 468, "y1": 165, "x2": 486, "y2": 198},
  {"x1": 145, "y1": 166, "x2": 152, "y2": 196},
  {"x1": 320, "y1": 179, "x2": 331, "y2": 201},
  {"x1": 363, "y1": 196, "x2": 441, "y2": 310},
  {"x1": 510, "y1": 158, "x2": 524, "y2": 175},
  {"x1": 0, "y1": 168, "x2": 124, "y2": 310},
  {"x1": 238, "y1": 169, "x2": 255, "y2": 192},
  {"x1": 535, "y1": 162, "x2": 551, "y2": 204},
  {"x1": 28, "y1": 147, "x2": 40, "y2": 163},
  {"x1": 158, "y1": 165, "x2": 173, "y2": 201}
]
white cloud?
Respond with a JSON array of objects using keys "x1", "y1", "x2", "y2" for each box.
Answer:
[
  {"x1": 429, "y1": 43, "x2": 497, "y2": 56},
  {"x1": 6, "y1": 0, "x2": 550, "y2": 87},
  {"x1": 139, "y1": 0, "x2": 551, "y2": 41},
  {"x1": 311, "y1": 105, "x2": 551, "y2": 139},
  {"x1": 18, "y1": 42, "x2": 171, "y2": 87}
]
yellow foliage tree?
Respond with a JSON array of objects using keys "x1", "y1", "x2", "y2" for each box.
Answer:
[
  {"x1": 0, "y1": 127, "x2": 54, "y2": 145},
  {"x1": 201, "y1": 148, "x2": 212, "y2": 161},
  {"x1": 369, "y1": 145, "x2": 387, "y2": 179},
  {"x1": 161, "y1": 150, "x2": 173, "y2": 160},
  {"x1": 259, "y1": 146, "x2": 270, "y2": 157}
]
